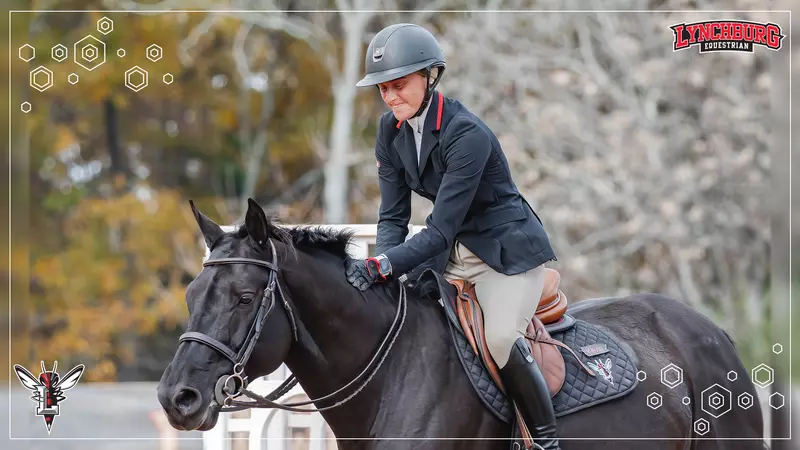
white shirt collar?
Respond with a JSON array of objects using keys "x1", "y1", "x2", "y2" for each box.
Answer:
[{"x1": 406, "y1": 97, "x2": 433, "y2": 134}]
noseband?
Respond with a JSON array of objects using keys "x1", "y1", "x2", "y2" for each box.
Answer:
[{"x1": 178, "y1": 238, "x2": 408, "y2": 413}]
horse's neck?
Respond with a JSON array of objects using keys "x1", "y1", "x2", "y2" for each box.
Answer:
[
  {"x1": 278, "y1": 255, "x2": 501, "y2": 444},
  {"x1": 280, "y1": 253, "x2": 406, "y2": 433}
]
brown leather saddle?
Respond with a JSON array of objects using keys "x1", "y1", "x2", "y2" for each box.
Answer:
[{"x1": 448, "y1": 268, "x2": 595, "y2": 447}]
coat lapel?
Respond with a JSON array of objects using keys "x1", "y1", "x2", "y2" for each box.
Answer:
[
  {"x1": 418, "y1": 91, "x2": 444, "y2": 176},
  {"x1": 392, "y1": 122, "x2": 420, "y2": 184}
]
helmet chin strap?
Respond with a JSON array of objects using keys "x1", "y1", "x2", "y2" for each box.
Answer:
[{"x1": 412, "y1": 66, "x2": 445, "y2": 118}]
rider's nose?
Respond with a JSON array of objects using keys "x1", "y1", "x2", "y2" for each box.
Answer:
[{"x1": 171, "y1": 386, "x2": 203, "y2": 417}]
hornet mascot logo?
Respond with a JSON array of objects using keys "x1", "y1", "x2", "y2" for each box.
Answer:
[{"x1": 14, "y1": 361, "x2": 85, "y2": 434}]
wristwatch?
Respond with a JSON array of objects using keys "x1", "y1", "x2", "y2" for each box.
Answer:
[{"x1": 374, "y1": 254, "x2": 392, "y2": 278}]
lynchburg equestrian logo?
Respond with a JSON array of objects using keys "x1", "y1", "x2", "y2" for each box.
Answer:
[
  {"x1": 670, "y1": 20, "x2": 784, "y2": 53},
  {"x1": 14, "y1": 361, "x2": 85, "y2": 434}
]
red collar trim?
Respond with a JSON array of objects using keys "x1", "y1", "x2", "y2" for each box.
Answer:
[{"x1": 395, "y1": 92, "x2": 444, "y2": 130}]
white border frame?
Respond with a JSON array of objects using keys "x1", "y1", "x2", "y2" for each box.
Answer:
[{"x1": 8, "y1": 8, "x2": 792, "y2": 444}]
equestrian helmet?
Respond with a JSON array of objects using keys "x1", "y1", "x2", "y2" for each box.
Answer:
[{"x1": 356, "y1": 23, "x2": 446, "y2": 87}]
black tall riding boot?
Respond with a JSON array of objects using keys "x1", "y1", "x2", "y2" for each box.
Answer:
[{"x1": 499, "y1": 337, "x2": 561, "y2": 450}]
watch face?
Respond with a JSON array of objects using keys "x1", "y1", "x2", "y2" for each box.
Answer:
[{"x1": 377, "y1": 257, "x2": 391, "y2": 275}]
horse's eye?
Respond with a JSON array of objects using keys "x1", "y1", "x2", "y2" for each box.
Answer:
[{"x1": 239, "y1": 295, "x2": 254, "y2": 305}]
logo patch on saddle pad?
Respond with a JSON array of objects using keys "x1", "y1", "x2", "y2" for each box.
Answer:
[
  {"x1": 580, "y1": 343, "x2": 609, "y2": 357},
  {"x1": 588, "y1": 358, "x2": 615, "y2": 386}
]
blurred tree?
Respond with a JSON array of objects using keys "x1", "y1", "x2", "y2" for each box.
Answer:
[{"x1": 435, "y1": 2, "x2": 775, "y2": 366}]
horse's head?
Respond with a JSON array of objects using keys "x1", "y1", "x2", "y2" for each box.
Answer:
[{"x1": 157, "y1": 198, "x2": 294, "y2": 431}]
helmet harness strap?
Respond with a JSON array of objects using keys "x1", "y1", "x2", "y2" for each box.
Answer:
[{"x1": 412, "y1": 65, "x2": 445, "y2": 118}]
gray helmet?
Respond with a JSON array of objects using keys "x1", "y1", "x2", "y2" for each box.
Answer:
[{"x1": 356, "y1": 23, "x2": 446, "y2": 87}]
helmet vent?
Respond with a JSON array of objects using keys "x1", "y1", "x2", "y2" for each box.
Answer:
[{"x1": 372, "y1": 46, "x2": 385, "y2": 62}]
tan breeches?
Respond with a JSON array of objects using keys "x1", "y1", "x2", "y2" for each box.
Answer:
[{"x1": 443, "y1": 242, "x2": 546, "y2": 368}]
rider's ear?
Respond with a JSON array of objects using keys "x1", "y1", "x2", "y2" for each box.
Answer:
[
  {"x1": 244, "y1": 198, "x2": 270, "y2": 247},
  {"x1": 189, "y1": 200, "x2": 225, "y2": 249}
]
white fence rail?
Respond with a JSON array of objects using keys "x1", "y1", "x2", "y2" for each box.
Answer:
[{"x1": 200, "y1": 223, "x2": 424, "y2": 450}]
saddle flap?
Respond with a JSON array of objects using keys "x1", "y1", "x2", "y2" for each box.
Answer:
[{"x1": 526, "y1": 317, "x2": 566, "y2": 396}]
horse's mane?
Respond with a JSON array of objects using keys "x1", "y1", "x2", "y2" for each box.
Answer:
[
  {"x1": 285, "y1": 226, "x2": 355, "y2": 258},
  {"x1": 231, "y1": 216, "x2": 355, "y2": 259}
]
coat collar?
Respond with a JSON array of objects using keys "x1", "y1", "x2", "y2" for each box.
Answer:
[
  {"x1": 392, "y1": 91, "x2": 445, "y2": 181},
  {"x1": 395, "y1": 90, "x2": 444, "y2": 132}
]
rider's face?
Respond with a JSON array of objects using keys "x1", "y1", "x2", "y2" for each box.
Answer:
[{"x1": 378, "y1": 73, "x2": 428, "y2": 122}]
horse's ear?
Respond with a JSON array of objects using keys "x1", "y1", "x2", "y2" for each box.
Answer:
[
  {"x1": 189, "y1": 200, "x2": 225, "y2": 249},
  {"x1": 244, "y1": 198, "x2": 270, "y2": 247}
]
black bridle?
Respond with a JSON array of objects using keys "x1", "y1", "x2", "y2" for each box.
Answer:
[{"x1": 178, "y1": 239, "x2": 408, "y2": 414}]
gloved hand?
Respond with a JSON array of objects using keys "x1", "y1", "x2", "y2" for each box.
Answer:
[{"x1": 345, "y1": 257, "x2": 388, "y2": 291}]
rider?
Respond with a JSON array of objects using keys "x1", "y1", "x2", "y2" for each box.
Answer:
[{"x1": 345, "y1": 23, "x2": 560, "y2": 450}]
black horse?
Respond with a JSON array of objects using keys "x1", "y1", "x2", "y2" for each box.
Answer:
[{"x1": 158, "y1": 199, "x2": 765, "y2": 449}]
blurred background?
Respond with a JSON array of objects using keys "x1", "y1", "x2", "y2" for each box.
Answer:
[{"x1": 3, "y1": 0, "x2": 797, "y2": 448}]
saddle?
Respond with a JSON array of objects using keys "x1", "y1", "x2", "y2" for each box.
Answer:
[
  {"x1": 414, "y1": 266, "x2": 640, "y2": 450},
  {"x1": 448, "y1": 268, "x2": 596, "y2": 448},
  {"x1": 448, "y1": 269, "x2": 582, "y2": 397}
]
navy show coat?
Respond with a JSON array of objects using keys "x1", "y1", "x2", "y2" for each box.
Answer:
[{"x1": 374, "y1": 91, "x2": 556, "y2": 279}]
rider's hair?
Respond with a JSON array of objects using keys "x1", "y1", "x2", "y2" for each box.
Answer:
[{"x1": 416, "y1": 67, "x2": 440, "y2": 85}]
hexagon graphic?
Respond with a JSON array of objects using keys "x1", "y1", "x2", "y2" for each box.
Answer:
[
  {"x1": 709, "y1": 392, "x2": 725, "y2": 409},
  {"x1": 636, "y1": 371, "x2": 647, "y2": 382},
  {"x1": 163, "y1": 73, "x2": 174, "y2": 85},
  {"x1": 125, "y1": 66, "x2": 149, "y2": 92},
  {"x1": 82, "y1": 44, "x2": 98, "y2": 62},
  {"x1": 682, "y1": 396, "x2": 691, "y2": 405},
  {"x1": 694, "y1": 418, "x2": 710, "y2": 436},
  {"x1": 97, "y1": 17, "x2": 114, "y2": 35},
  {"x1": 30, "y1": 66, "x2": 54, "y2": 92},
  {"x1": 647, "y1": 392, "x2": 662, "y2": 410},
  {"x1": 737, "y1": 392, "x2": 754, "y2": 409},
  {"x1": 74, "y1": 35, "x2": 106, "y2": 71},
  {"x1": 751, "y1": 363, "x2": 774, "y2": 388},
  {"x1": 660, "y1": 363, "x2": 683, "y2": 389},
  {"x1": 773, "y1": 343, "x2": 783, "y2": 355},
  {"x1": 21, "y1": 102, "x2": 31, "y2": 113},
  {"x1": 52, "y1": 44, "x2": 68, "y2": 62},
  {"x1": 770, "y1": 392, "x2": 785, "y2": 410},
  {"x1": 68, "y1": 73, "x2": 79, "y2": 85},
  {"x1": 117, "y1": 49, "x2": 126, "y2": 58},
  {"x1": 701, "y1": 383, "x2": 732, "y2": 418},
  {"x1": 727, "y1": 370, "x2": 738, "y2": 382},
  {"x1": 146, "y1": 44, "x2": 163, "y2": 62},
  {"x1": 19, "y1": 44, "x2": 35, "y2": 62}
]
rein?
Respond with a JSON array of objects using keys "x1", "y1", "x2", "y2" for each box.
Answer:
[{"x1": 178, "y1": 239, "x2": 408, "y2": 414}]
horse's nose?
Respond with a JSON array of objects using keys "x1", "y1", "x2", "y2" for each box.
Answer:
[{"x1": 171, "y1": 386, "x2": 203, "y2": 417}]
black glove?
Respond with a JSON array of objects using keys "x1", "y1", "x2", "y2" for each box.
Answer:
[{"x1": 345, "y1": 257, "x2": 387, "y2": 291}]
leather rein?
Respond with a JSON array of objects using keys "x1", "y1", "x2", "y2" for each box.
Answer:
[{"x1": 178, "y1": 239, "x2": 408, "y2": 413}]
